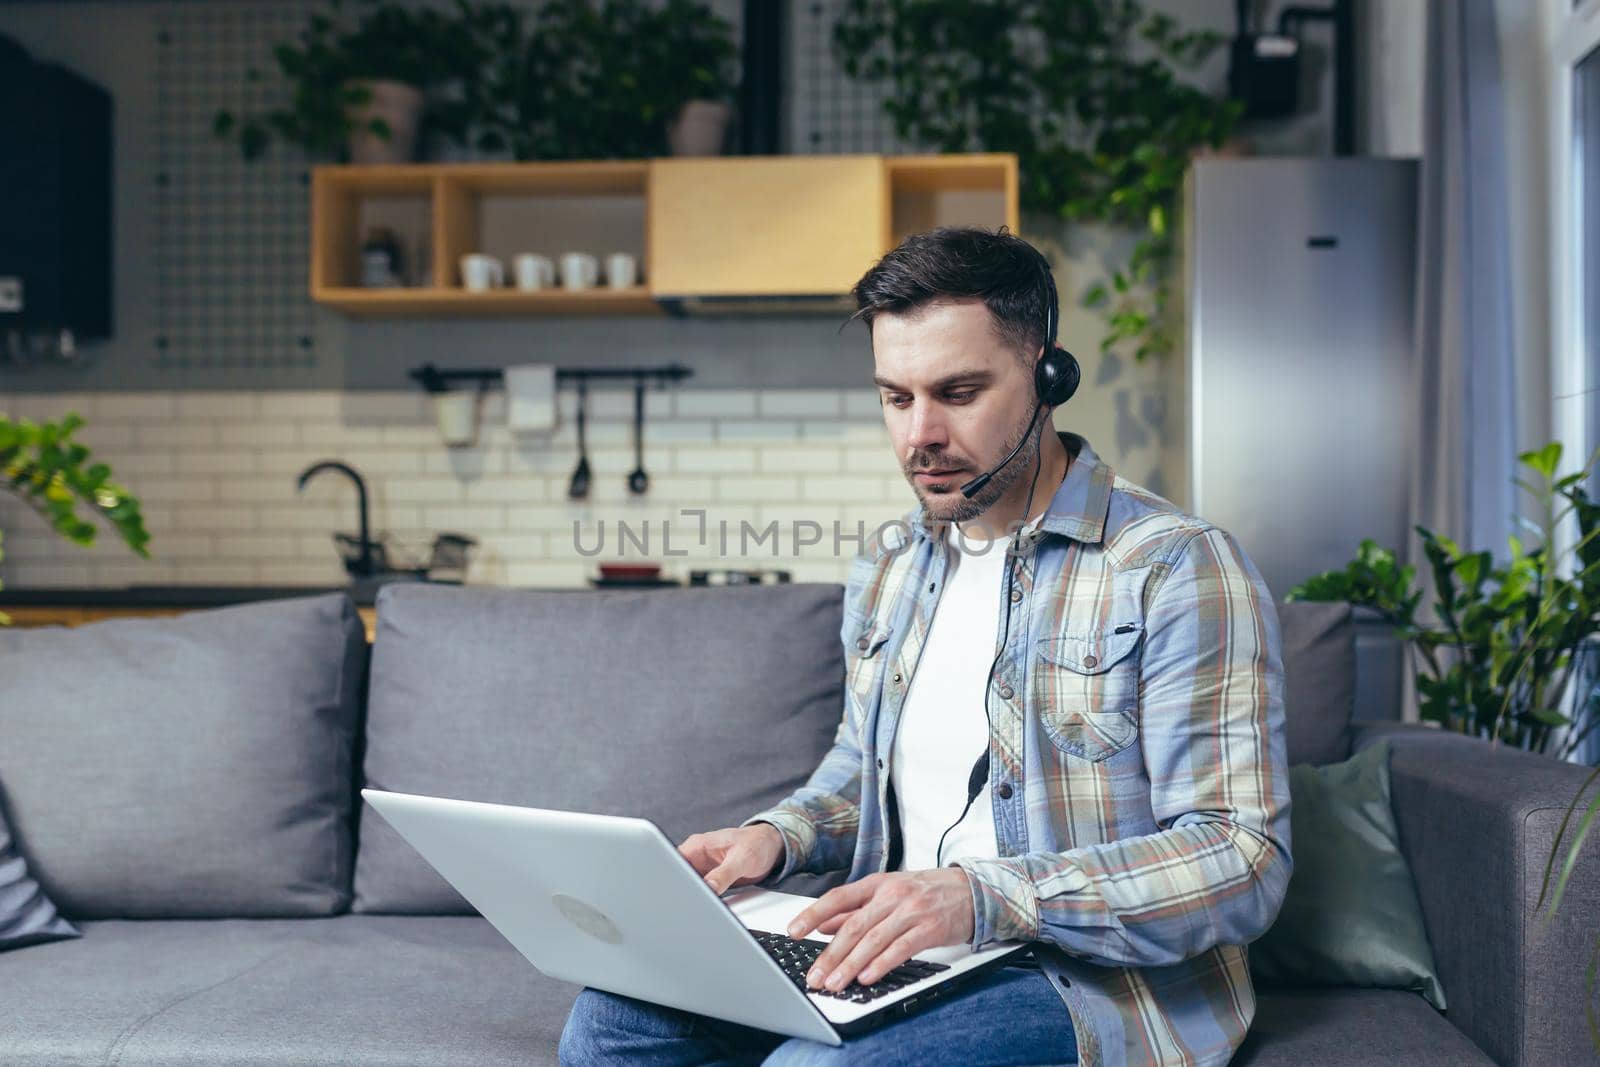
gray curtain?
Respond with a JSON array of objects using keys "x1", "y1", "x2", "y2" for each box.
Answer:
[{"x1": 1404, "y1": 0, "x2": 1518, "y2": 721}]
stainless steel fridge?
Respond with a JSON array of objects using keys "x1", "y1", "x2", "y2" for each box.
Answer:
[{"x1": 1179, "y1": 157, "x2": 1419, "y2": 718}]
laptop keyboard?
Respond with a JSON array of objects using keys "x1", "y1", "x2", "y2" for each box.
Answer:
[{"x1": 751, "y1": 930, "x2": 951, "y2": 1004}]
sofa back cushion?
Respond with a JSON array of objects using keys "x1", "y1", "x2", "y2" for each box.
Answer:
[
  {"x1": 1277, "y1": 600, "x2": 1356, "y2": 766},
  {"x1": 0, "y1": 593, "x2": 368, "y2": 919},
  {"x1": 353, "y1": 583, "x2": 846, "y2": 913}
]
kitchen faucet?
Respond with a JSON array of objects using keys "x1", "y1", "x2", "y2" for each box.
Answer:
[{"x1": 295, "y1": 460, "x2": 377, "y2": 577}]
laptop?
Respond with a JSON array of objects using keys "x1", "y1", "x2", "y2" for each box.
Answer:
[{"x1": 361, "y1": 788, "x2": 1029, "y2": 1045}]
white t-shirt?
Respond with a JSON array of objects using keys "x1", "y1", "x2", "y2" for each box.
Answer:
[{"x1": 889, "y1": 527, "x2": 1014, "y2": 871}]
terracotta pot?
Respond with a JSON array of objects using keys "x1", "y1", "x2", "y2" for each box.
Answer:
[
  {"x1": 345, "y1": 78, "x2": 424, "y2": 164},
  {"x1": 668, "y1": 99, "x2": 732, "y2": 157}
]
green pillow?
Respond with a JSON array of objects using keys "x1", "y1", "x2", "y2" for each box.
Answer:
[{"x1": 1247, "y1": 739, "x2": 1447, "y2": 1010}]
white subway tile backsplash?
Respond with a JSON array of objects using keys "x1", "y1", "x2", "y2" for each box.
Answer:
[
  {"x1": 257, "y1": 560, "x2": 347, "y2": 584},
  {"x1": 91, "y1": 392, "x2": 177, "y2": 421},
  {"x1": 138, "y1": 423, "x2": 218, "y2": 448},
  {"x1": 717, "y1": 419, "x2": 801, "y2": 443},
  {"x1": 173, "y1": 505, "x2": 256, "y2": 531},
  {"x1": 714, "y1": 476, "x2": 802, "y2": 502},
  {"x1": 802, "y1": 476, "x2": 900, "y2": 502},
  {"x1": 217, "y1": 422, "x2": 299, "y2": 447},
  {"x1": 673, "y1": 446, "x2": 758, "y2": 474},
  {"x1": 758, "y1": 390, "x2": 844, "y2": 418},
  {"x1": 214, "y1": 534, "x2": 303, "y2": 559},
  {"x1": 421, "y1": 504, "x2": 508, "y2": 532},
  {"x1": 761, "y1": 446, "x2": 843, "y2": 473},
  {"x1": 675, "y1": 390, "x2": 758, "y2": 417},
  {"x1": 177, "y1": 392, "x2": 258, "y2": 419},
  {"x1": 257, "y1": 391, "x2": 344, "y2": 419},
  {"x1": 843, "y1": 390, "x2": 885, "y2": 419},
  {"x1": 0, "y1": 389, "x2": 916, "y2": 589},
  {"x1": 176, "y1": 452, "x2": 260, "y2": 475}
]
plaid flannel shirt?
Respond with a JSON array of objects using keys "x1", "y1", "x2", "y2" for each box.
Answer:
[{"x1": 745, "y1": 432, "x2": 1293, "y2": 1067}]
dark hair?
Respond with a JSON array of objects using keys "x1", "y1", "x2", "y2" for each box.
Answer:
[{"x1": 844, "y1": 225, "x2": 1050, "y2": 363}]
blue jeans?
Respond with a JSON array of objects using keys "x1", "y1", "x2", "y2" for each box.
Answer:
[{"x1": 557, "y1": 963, "x2": 1079, "y2": 1066}]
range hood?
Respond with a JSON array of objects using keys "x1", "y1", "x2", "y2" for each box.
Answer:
[
  {"x1": 655, "y1": 294, "x2": 857, "y2": 317},
  {"x1": 646, "y1": 156, "x2": 888, "y2": 315}
]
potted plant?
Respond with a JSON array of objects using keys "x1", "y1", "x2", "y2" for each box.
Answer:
[
  {"x1": 213, "y1": 0, "x2": 491, "y2": 163},
  {"x1": 0, "y1": 413, "x2": 151, "y2": 626},
  {"x1": 1287, "y1": 442, "x2": 1600, "y2": 756},
  {"x1": 831, "y1": 0, "x2": 1239, "y2": 362},
  {"x1": 461, "y1": 0, "x2": 738, "y2": 161},
  {"x1": 651, "y1": 0, "x2": 740, "y2": 156}
]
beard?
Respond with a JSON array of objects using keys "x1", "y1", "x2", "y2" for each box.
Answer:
[{"x1": 901, "y1": 402, "x2": 1043, "y2": 524}]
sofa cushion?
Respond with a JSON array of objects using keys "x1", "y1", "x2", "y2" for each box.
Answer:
[
  {"x1": 0, "y1": 915, "x2": 579, "y2": 1067},
  {"x1": 0, "y1": 919, "x2": 1491, "y2": 1067},
  {"x1": 354, "y1": 583, "x2": 847, "y2": 913},
  {"x1": 1249, "y1": 740, "x2": 1446, "y2": 1009},
  {"x1": 0, "y1": 593, "x2": 368, "y2": 918},
  {"x1": 1277, "y1": 600, "x2": 1356, "y2": 765},
  {"x1": 0, "y1": 800, "x2": 78, "y2": 952},
  {"x1": 1233, "y1": 988, "x2": 1491, "y2": 1065}
]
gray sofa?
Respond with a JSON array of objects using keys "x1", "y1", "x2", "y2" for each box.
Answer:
[{"x1": 1, "y1": 583, "x2": 1596, "y2": 1066}]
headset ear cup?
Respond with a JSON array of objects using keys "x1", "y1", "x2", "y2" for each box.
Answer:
[{"x1": 1035, "y1": 346, "x2": 1081, "y2": 407}]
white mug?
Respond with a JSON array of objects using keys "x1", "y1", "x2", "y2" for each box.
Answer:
[
  {"x1": 460, "y1": 253, "x2": 504, "y2": 292},
  {"x1": 605, "y1": 252, "x2": 639, "y2": 289},
  {"x1": 513, "y1": 253, "x2": 556, "y2": 291},
  {"x1": 560, "y1": 252, "x2": 600, "y2": 290}
]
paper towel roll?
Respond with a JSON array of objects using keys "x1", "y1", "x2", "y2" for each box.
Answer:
[{"x1": 504, "y1": 364, "x2": 557, "y2": 433}]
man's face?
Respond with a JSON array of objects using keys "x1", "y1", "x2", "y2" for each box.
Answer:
[{"x1": 871, "y1": 298, "x2": 1040, "y2": 524}]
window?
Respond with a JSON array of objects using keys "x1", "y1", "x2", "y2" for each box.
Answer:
[{"x1": 1551, "y1": 1, "x2": 1600, "y2": 495}]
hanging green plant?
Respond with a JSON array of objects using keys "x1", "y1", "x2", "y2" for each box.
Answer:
[
  {"x1": 831, "y1": 0, "x2": 1241, "y2": 361},
  {"x1": 0, "y1": 412, "x2": 151, "y2": 626}
]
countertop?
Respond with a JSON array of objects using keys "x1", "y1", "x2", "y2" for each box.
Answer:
[
  {"x1": 0, "y1": 579, "x2": 689, "y2": 610},
  {"x1": 0, "y1": 584, "x2": 381, "y2": 608}
]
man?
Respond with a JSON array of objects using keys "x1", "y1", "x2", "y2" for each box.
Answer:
[{"x1": 560, "y1": 226, "x2": 1293, "y2": 1066}]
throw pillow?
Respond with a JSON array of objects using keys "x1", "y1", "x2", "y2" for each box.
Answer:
[
  {"x1": 0, "y1": 798, "x2": 78, "y2": 951},
  {"x1": 1248, "y1": 739, "x2": 1447, "y2": 1009}
]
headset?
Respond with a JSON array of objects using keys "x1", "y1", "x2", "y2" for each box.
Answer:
[
  {"x1": 957, "y1": 248, "x2": 1081, "y2": 500},
  {"x1": 935, "y1": 245, "x2": 1078, "y2": 868}
]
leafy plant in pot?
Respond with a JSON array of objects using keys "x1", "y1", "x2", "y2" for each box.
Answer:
[
  {"x1": 460, "y1": 0, "x2": 738, "y2": 161},
  {"x1": 1287, "y1": 443, "x2": 1600, "y2": 755},
  {"x1": 0, "y1": 413, "x2": 151, "y2": 626},
  {"x1": 213, "y1": 0, "x2": 491, "y2": 163},
  {"x1": 831, "y1": 0, "x2": 1240, "y2": 362}
]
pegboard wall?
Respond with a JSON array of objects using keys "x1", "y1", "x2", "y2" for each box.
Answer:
[
  {"x1": 151, "y1": 1, "x2": 323, "y2": 374},
  {"x1": 134, "y1": 0, "x2": 910, "y2": 380},
  {"x1": 790, "y1": 0, "x2": 920, "y2": 155}
]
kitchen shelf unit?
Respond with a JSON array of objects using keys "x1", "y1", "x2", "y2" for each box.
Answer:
[{"x1": 309, "y1": 153, "x2": 1018, "y2": 318}]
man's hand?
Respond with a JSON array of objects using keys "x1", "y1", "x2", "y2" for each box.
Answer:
[
  {"x1": 678, "y1": 823, "x2": 785, "y2": 895},
  {"x1": 786, "y1": 869, "x2": 975, "y2": 991}
]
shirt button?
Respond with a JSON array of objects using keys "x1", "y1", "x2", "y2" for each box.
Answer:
[
  {"x1": 1058, "y1": 975, "x2": 1072, "y2": 989},
  {"x1": 856, "y1": 637, "x2": 870, "y2": 651},
  {"x1": 877, "y1": 758, "x2": 885, "y2": 770},
  {"x1": 892, "y1": 672, "x2": 903, "y2": 685},
  {"x1": 1009, "y1": 587, "x2": 1023, "y2": 603},
  {"x1": 1083, "y1": 654, "x2": 1098, "y2": 668},
  {"x1": 998, "y1": 782, "x2": 1013, "y2": 799},
  {"x1": 928, "y1": 582, "x2": 936, "y2": 593},
  {"x1": 998, "y1": 683, "x2": 1014, "y2": 700}
]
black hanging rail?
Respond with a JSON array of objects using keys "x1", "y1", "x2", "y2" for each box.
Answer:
[{"x1": 408, "y1": 362, "x2": 693, "y2": 395}]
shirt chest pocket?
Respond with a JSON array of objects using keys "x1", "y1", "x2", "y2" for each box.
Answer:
[
  {"x1": 1032, "y1": 624, "x2": 1143, "y2": 762},
  {"x1": 845, "y1": 616, "x2": 894, "y2": 720}
]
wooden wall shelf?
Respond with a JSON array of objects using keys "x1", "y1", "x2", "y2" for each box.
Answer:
[{"x1": 309, "y1": 153, "x2": 1018, "y2": 318}]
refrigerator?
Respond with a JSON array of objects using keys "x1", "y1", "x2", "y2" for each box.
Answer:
[{"x1": 1179, "y1": 157, "x2": 1419, "y2": 719}]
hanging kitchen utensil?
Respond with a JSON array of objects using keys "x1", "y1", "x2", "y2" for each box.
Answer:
[
  {"x1": 627, "y1": 376, "x2": 650, "y2": 495},
  {"x1": 567, "y1": 377, "x2": 592, "y2": 500}
]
